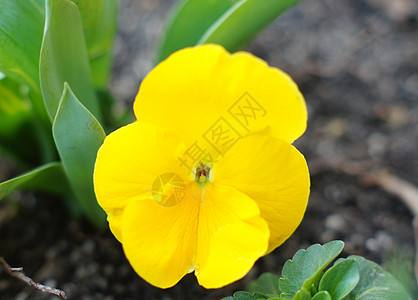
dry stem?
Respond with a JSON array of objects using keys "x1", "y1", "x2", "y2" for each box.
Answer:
[{"x1": 0, "y1": 257, "x2": 67, "y2": 299}]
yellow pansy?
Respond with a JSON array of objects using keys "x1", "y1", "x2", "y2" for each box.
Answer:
[{"x1": 94, "y1": 44, "x2": 310, "y2": 289}]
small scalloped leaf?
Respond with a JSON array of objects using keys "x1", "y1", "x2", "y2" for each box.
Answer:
[
  {"x1": 248, "y1": 272, "x2": 281, "y2": 297},
  {"x1": 221, "y1": 291, "x2": 268, "y2": 300},
  {"x1": 279, "y1": 241, "x2": 344, "y2": 298}
]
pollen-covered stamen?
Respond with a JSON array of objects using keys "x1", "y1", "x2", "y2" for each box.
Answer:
[{"x1": 195, "y1": 163, "x2": 211, "y2": 184}]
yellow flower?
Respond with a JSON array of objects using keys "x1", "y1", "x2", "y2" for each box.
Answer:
[{"x1": 93, "y1": 44, "x2": 310, "y2": 289}]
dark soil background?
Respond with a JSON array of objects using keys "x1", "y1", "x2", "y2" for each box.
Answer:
[{"x1": 1, "y1": 0, "x2": 418, "y2": 299}]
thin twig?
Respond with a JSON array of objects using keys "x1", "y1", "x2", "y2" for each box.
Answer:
[{"x1": 0, "y1": 257, "x2": 67, "y2": 299}]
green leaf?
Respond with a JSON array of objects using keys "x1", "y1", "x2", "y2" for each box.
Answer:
[
  {"x1": 72, "y1": 0, "x2": 119, "y2": 88},
  {"x1": 0, "y1": 162, "x2": 70, "y2": 199},
  {"x1": 0, "y1": 0, "x2": 44, "y2": 92},
  {"x1": 157, "y1": 0, "x2": 240, "y2": 62},
  {"x1": 198, "y1": 0, "x2": 302, "y2": 52},
  {"x1": 248, "y1": 272, "x2": 281, "y2": 297},
  {"x1": 40, "y1": 0, "x2": 101, "y2": 122},
  {"x1": 227, "y1": 291, "x2": 268, "y2": 300},
  {"x1": 318, "y1": 259, "x2": 359, "y2": 300},
  {"x1": 345, "y1": 255, "x2": 412, "y2": 300},
  {"x1": 311, "y1": 291, "x2": 331, "y2": 300},
  {"x1": 52, "y1": 83, "x2": 106, "y2": 227},
  {"x1": 279, "y1": 241, "x2": 344, "y2": 299},
  {"x1": 293, "y1": 287, "x2": 311, "y2": 300}
]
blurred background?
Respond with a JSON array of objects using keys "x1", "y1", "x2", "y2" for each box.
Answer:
[{"x1": 1, "y1": 0, "x2": 417, "y2": 299}]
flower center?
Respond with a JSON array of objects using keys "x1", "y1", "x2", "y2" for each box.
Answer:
[{"x1": 194, "y1": 163, "x2": 211, "y2": 185}]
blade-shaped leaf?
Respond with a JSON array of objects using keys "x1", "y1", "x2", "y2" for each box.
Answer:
[
  {"x1": 311, "y1": 291, "x2": 331, "y2": 300},
  {"x1": 198, "y1": 0, "x2": 302, "y2": 52},
  {"x1": 72, "y1": 0, "x2": 119, "y2": 88},
  {"x1": 53, "y1": 83, "x2": 106, "y2": 227},
  {"x1": 345, "y1": 255, "x2": 412, "y2": 300},
  {"x1": 279, "y1": 241, "x2": 344, "y2": 299},
  {"x1": 0, "y1": 0, "x2": 44, "y2": 92},
  {"x1": 248, "y1": 272, "x2": 281, "y2": 297},
  {"x1": 0, "y1": 162, "x2": 69, "y2": 199},
  {"x1": 40, "y1": 0, "x2": 101, "y2": 122},
  {"x1": 318, "y1": 259, "x2": 359, "y2": 300},
  {"x1": 157, "y1": 0, "x2": 240, "y2": 62}
]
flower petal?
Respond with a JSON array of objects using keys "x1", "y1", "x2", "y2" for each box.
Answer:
[
  {"x1": 134, "y1": 44, "x2": 307, "y2": 145},
  {"x1": 195, "y1": 183, "x2": 269, "y2": 288},
  {"x1": 122, "y1": 194, "x2": 200, "y2": 288},
  {"x1": 215, "y1": 133, "x2": 310, "y2": 253},
  {"x1": 93, "y1": 121, "x2": 187, "y2": 241}
]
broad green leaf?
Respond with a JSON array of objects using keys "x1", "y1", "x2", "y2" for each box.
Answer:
[
  {"x1": 318, "y1": 259, "x2": 359, "y2": 300},
  {"x1": 157, "y1": 0, "x2": 239, "y2": 62},
  {"x1": 72, "y1": 0, "x2": 119, "y2": 88},
  {"x1": 248, "y1": 272, "x2": 281, "y2": 297},
  {"x1": 198, "y1": 0, "x2": 302, "y2": 52},
  {"x1": 345, "y1": 255, "x2": 412, "y2": 300},
  {"x1": 0, "y1": 0, "x2": 44, "y2": 92},
  {"x1": 279, "y1": 241, "x2": 344, "y2": 299},
  {"x1": 311, "y1": 291, "x2": 331, "y2": 300},
  {"x1": 293, "y1": 287, "x2": 311, "y2": 300},
  {"x1": 40, "y1": 0, "x2": 101, "y2": 122},
  {"x1": 53, "y1": 83, "x2": 106, "y2": 227},
  {"x1": 0, "y1": 162, "x2": 69, "y2": 199}
]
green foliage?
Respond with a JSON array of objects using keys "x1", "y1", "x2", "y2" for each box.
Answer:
[
  {"x1": 318, "y1": 259, "x2": 359, "y2": 300},
  {"x1": 249, "y1": 273, "x2": 281, "y2": 297},
  {"x1": 311, "y1": 291, "x2": 331, "y2": 300},
  {"x1": 383, "y1": 246, "x2": 418, "y2": 298},
  {"x1": 0, "y1": 162, "x2": 69, "y2": 199},
  {"x1": 0, "y1": 77, "x2": 31, "y2": 138},
  {"x1": 157, "y1": 0, "x2": 239, "y2": 62},
  {"x1": 198, "y1": 0, "x2": 302, "y2": 52},
  {"x1": 52, "y1": 83, "x2": 106, "y2": 227},
  {"x1": 223, "y1": 291, "x2": 271, "y2": 300},
  {"x1": 345, "y1": 255, "x2": 412, "y2": 300},
  {"x1": 293, "y1": 287, "x2": 311, "y2": 300},
  {"x1": 40, "y1": 0, "x2": 101, "y2": 122},
  {"x1": 225, "y1": 241, "x2": 412, "y2": 300},
  {"x1": 157, "y1": 0, "x2": 302, "y2": 62},
  {"x1": 279, "y1": 241, "x2": 344, "y2": 298},
  {"x1": 72, "y1": 0, "x2": 119, "y2": 88},
  {"x1": 0, "y1": 0, "x2": 50, "y2": 128},
  {"x1": 0, "y1": 0, "x2": 118, "y2": 225},
  {"x1": 0, "y1": 0, "x2": 44, "y2": 92}
]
